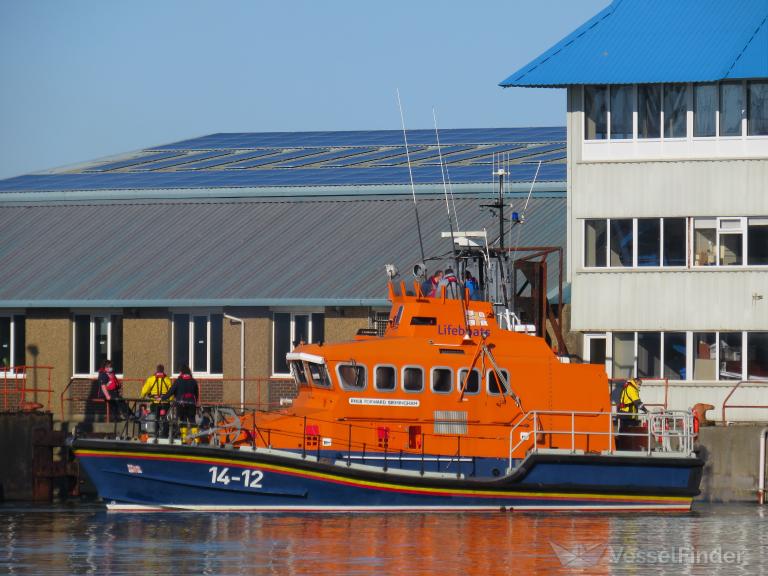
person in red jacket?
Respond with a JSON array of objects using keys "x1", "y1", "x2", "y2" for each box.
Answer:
[{"x1": 98, "y1": 359, "x2": 133, "y2": 421}]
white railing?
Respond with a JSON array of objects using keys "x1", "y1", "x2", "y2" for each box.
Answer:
[{"x1": 507, "y1": 409, "x2": 697, "y2": 472}]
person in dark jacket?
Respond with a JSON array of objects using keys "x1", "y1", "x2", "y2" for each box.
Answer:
[
  {"x1": 98, "y1": 359, "x2": 133, "y2": 421},
  {"x1": 163, "y1": 365, "x2": 199, "y2": 439}
]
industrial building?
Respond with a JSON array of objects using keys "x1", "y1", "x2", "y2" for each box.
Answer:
[
  {"x1": 0, "y1": 128, "x2": 567, "y2": 421},
  {"x1": 501, "y1": 0, "x2": 768, "y2": 419}
]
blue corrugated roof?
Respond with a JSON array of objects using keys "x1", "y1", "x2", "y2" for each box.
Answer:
[{"x1": 500, "y1": 0, "x2": 768, "y2": 87}]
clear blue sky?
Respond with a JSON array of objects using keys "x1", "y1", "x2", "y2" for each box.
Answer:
[{"x1": 0, "y1": 0, "x2": 610, "y2": 179}]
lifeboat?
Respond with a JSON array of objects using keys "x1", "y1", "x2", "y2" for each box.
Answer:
[{"x1": 71, "y1": 279, "x2": 704, "y2": 512}]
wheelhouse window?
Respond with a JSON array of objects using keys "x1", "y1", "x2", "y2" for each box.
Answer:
[
  {"x1": 308, "y1": 362, "x2": 331, "y2": 388},
  {"x1": 172, "y1": 313, "x2": 222, "y2": 375},
  {"x1": 272, "y1": 312, "x2": 324, "y2": 376},
  {"x1": 375, "y1": 365, "x2": 396, "y2": 391},
  {"x1": 402, "y1": 366, "x2": 423, "y2": 392},
  {"x1": 0, "y1": 315, "x2": 25, "y2": 371},
  {"x1": 487, "y1": 369, "x2": 510, "y2": 395},
  {"x1": 431, "y1": 367, "x2": 453, "y2": 394},
  {"x1": 458, "y1": 368, "x2": 480, "y2": 395},
  {"x1": 584, "y1": 85, "x2": 608, "y2": 140},
  {"x1": 73, "y1": 313, "x2": 123, "y2": 375},
  {"x1": 748, "y1": 81, "x2": 768, "y2": 136},
  {"x1": 337, "y1": 363, "x2": 366, "y2": 391}
]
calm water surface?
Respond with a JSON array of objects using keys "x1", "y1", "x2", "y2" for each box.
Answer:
[{"x1": 1, "y1": 501, "x2": 767, "y2": 575}]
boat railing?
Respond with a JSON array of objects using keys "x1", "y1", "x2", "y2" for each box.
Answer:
[{"x1": 507, "y1": 409, "x2": 696, "y2": 472}]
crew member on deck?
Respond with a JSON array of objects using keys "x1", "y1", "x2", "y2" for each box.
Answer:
[
  {"x1": 163, "y1": 365, "x2": 199, "y2": 441},
  {"x1": 98, "y1": 359, "x2": 133, "y2": 422},
  {"x1": 422, "y1": 270, "x2": 443, "y2": 297},
  {"x1": 141, "y1": 364, "x2": 172, "y2": 435},
  {"x1": 617, "y1": 377, "x2": 648, "y2": 449},
  {"x1": 438, "y1": 268, "x2": 460, "y2": 299}
]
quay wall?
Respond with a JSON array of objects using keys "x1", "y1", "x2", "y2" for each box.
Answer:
[{"x1": 696, "y1": 424, "x2": 768, "y2": 503}]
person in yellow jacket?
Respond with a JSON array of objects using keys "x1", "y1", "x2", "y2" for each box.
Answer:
[{"x1": 141, "y1": 364, "x2": 173, "y2": 435}]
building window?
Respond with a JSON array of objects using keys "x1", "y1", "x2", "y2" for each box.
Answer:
[
  {"x1": 337, "y1": 363, "x2": 366, "y2": 391},
  {"x1": 693, "y1": 333, "x2": 717, "y2": 380},
  {"x1": 0, "y1": 315, "x2": 25, "y2": 371},
  {"x1": 609, "y1": 219, "x2": 633, "y2": 267},
  {"x1": 431, "y1": 367, "x2": 453, "y2": 394},
  {"x1": 638, "y1": 84, "x2": 662, "y2": 139},
  {"x1": 720, "y1": 82, "x2": 744, "y2": 137},
  {"x1": 747, "y1": 333, "x2": 768, "y2": 381},
  {"x1": 637, "y1": 219, "x2": 661, "y2": 266},
  {"x1": 719, "y1": 332, "x2": 743, "y2": 380},
  {"x1": 584, "y1": 334, "x2": 607, "y2": 366},
  {"x1": 637, "y1": 332, "x2": 661, "y2": 378},
  {"x1": 403, "y1": 366, "x2": 424, "y2": 392},
  {"x1": 719, "y1": 218, "x2": 744, "y2": 266},
  {"x1": 610, "y1": 85, "x2": 633, "y2": 139},
  {"x1": 612, "y1": 332, "x2": 635, "y2": 379},
  {"x1": 458, "y1": 368, "x2": 480, "y2": 394},
  {"x1": 584, "y1": 219, "x2": 607, "y2": 267},
  {"x1": 693, "y1": 218, "x2": 717, "y2": 266},
  {"x1": 584, "y1": 85, "x2": 608, "y2": 140},
  {"x1": 663, "y1": 218, "x2": 687, "y2": 266},
  {"x1": 664, "y1": 332, "x2": 687, "y2": 380},
  {"x1": 271, "y1": 312, "x2": 324, "y2": 376},
  {"x1": 73, "y1": 314, "x2": 123, "y2": 375},
  {"x1": 375, "y1": 365, "x2": 396, "y2": 391},
  {"x1": 173, "y1": 313, "x2": 223, "y2": 375},
  {"x1": 663, "y1": 84, "x2": 688, "y2": 138},
  {"x1": 748, "y1": 219, "x2": 768, "y2": 265},
  {"x1": 694, "y1": 83, "x2": 717, "y2": 137},
  {"x1": 748, "y1": 81, "x2": 768, "y2": 136}
]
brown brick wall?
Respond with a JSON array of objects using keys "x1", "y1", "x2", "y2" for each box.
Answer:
[
  {"x1": 122, "y1": 309, "x2": 171, "y2": 384},
  {"x1": 324, "y1": 307, "x2": 370, "y2": 343},
  {"x1": 25, "y1": 311, "x2": 71, "y2": 419}
]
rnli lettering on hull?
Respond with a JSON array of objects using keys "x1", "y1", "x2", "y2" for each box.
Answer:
[
  {"x1": 349, "y1": 398, "x2": 420, "y2": 407},
  {"x1": 437, "y1": 324, "x2": 491, "y2": 338}
]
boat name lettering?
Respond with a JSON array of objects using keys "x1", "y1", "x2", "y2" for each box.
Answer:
[
  {"x1": 349, "y1": 397, "x2": 420, "y2": 407},
  {"x1": 208, "y1": 466, "x2": 263, "y2": 489},
  {"x1": 437, "y1": 324, "x2": 490, "y2": 338}
]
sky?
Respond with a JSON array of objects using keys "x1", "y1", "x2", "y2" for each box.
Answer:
[{"x1": 0, "y1": 0, "x2": 610, "y2": 179}]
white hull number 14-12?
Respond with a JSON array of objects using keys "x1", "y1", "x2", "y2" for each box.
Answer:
[{"x1": 209, "y1": 466, "x2": 263, "y2": 488}]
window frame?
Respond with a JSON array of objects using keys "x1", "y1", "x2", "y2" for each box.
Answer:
[
  {"x1": 401, "y1": 365, "x2": 424, "y2": 393},
  {"x1": 374, "y1": 364, "x2": 397, "y2": 392},
  {"x1": 486, "y1": 368, "x2": 510, "y2": 396},
  {"x1": 336, "y1": 363, "x2": 368, "y2": 392},
  {"x1": 71, "y1": 311, "x2": 123, "y2": 377},
  {"x1": 0, "y1": 313, "x2": 25, "y2": 375},
  {"x1": 270, "y1": 310, "x2": 324, "y2": 377},
  {"x1": 457, "y1": 368, "x2": 481, "y2": 395},
  {"x1": 171, "y1": 310, "x2": 224, "y2": 377},
  {"x1": 430, "y1": 366, "x2": 454, "y2": 395}
]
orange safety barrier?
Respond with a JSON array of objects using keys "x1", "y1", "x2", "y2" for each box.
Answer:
[
  {"x1": 60, "y1": 376, "x2": 294, "y2": 422},
  {"x1": 0, "y1": 366, "x2": 54, "y2": 412}
]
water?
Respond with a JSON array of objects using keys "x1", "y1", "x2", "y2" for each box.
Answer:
[{"x1": 1, "y1": 501, "x2": 767, "y2": 575}]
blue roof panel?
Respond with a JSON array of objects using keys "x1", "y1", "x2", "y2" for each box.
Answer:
[
  {"x1": 229, "y1": 148, "x2": 331, "y2": 169},
  {"x1": 131, "y1": 150, "x2": 232, "y2": 171},
  {"x1": 86, "y1": 151, "x2": 186, "y2": 172},
  {"x1": 500, "y1": 0, "x2": 768, "y2": 87}
]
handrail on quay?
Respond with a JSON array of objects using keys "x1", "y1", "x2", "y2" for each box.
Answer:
[
  {"x1": 0, "y1": 366, "x2": 54, "y2": 412},
  {"x1": 721, "y1": 380, "x2": 768, "y2": 422}
]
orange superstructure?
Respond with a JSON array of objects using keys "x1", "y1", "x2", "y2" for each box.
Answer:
[{"x1": 241, "y1": 280, "x2": 612, "y2": 460}]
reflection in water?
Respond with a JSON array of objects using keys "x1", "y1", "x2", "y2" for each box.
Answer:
[{"x1": 1, "y1": 503, "x2": 766, "y2": 575}]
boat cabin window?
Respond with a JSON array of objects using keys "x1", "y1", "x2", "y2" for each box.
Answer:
[
  {"x1": 411, "y1": 316, "x2": 437, "y2": 326},
  {"x1": 308, "y1": 362, "x2": 331, "y2": 388},
  {"x1": 290, "y1": 360, "x2": 308, "y2": 386},
  {"x1": 431, "y1": 367, "x2": 452, "y2": 394},
  {"x1": 458, "y1": 368, "x2": 480, "y2": 395},
  {"x1": 487, "y1": 369, "x2": 510, "y2": 395},
  {"x1": 337, "y1": 363, "x2": 367, "y2": 391},
  {"x1": 402, "y1": 366, "x2": 424, "y2": 392},
  {"x1": 375, "y1": 365, "x2": 396, "y2": 391}
]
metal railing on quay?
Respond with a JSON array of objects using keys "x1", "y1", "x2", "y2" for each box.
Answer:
[
  {"x1": 0, "y1": 366, "x2": 54, "y2": 412},
  {"x1": 721, "y1": 380, "x2": 768, "y2": 422}
]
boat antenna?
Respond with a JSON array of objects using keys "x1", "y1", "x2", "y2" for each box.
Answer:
[
  {"x1": 396, "y1": 89, "x2": 426, "y2": 265},
  {"x1": 509, "y1": 160, "x2": 542, "y2": 272},
  {"x1": 432, "y1": 107, "x2": 459, "y2": 272}
]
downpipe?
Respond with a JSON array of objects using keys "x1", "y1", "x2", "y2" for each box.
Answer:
[
  {"x1": 759, "y1": 427, "x2": 768, "y2": 505},
  {"x1": 224, "y1": 313, "x2": 245, "y2": 411}
]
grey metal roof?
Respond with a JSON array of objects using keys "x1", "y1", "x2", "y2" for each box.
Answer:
[{"x1": 0, "y1": 194, "x2": 565, "y2": 307}]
